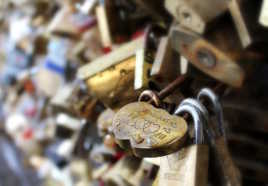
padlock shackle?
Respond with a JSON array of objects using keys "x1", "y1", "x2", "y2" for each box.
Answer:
[
  {"x1": 179, "y1": 98, "x2": 210, "y2": 124},
  {"x1": 138, "y1": 90, "x2": 161, "y2": 107},
  {"x1": 197, "y1": 88, "x2": 226, "y2": 138},
  {"x1": 174, "y1": 104, "x2": 205, "y2": 144}
]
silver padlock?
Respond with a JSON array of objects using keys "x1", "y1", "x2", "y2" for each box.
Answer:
[
  {"x1": 157, "y1": 99, "x2": 209, "y2": 186},
  {"x1": 197, "y1": 88, "x2": 242, "y2": 186}
]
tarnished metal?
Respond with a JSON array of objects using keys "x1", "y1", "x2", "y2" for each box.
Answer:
[
  {"x1": 85, "y1": 56, "x2": 139, "y2": 109},
  {"x1": 157, "y1": 102, "x2": 209, "y2": 186},
  {"x1": 171, "y1": 21, "x2": 265, "y2": 87},
  {"x1": 78, "y1": 37, "x2": 144, "y2": 80},
  {"x1": 78, "y1": 37, "x2": 154, "y2": 109},
  {"x1": 112, "y1": 102, "x2": 188, "y2": 157},
  {"x1": 197, "y1": 88, "x2": 242, "y2": 186}
]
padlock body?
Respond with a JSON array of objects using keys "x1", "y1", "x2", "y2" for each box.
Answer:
[{"x1": 158, "y1": 144, "x2": 209, "y2": 186}]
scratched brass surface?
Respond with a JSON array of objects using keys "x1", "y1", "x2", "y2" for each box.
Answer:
[
  {"x1": 112, "y1": 102, "x2": 188, "y2": 157},
  {"x1": 86, "y1": 57, "x2": 141, "y2": 109}
]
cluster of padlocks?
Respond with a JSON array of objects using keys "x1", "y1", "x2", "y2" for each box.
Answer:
[{"x1": 0, "y1": 0, "x2": 267, "y2": 185}]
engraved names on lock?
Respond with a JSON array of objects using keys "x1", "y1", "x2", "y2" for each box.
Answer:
[{"x1": 112, "y1": 102, "x2": 188, "y2": 157}]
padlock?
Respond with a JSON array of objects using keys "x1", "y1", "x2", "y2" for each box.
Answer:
[
  {"x1": 135, "y1": 24, "x2": 166, "y2": 90},
  {"x1": 157, "y1": 99, "x2": 209, "y2": 186},
  {"x1": 68, "y1": 27, "x2": 103, "y2": 63},
  {"x1": 197, "y1": 88, "x2": 242, "y2": 186},
  {"x1": 96, "y1": 0, "x2": 163, "y2": 48},
  {"x1": 228, "y1": 0, "x2": 268, "y2": 48},
  {"x1": 150, "y1": 35, "x2": 181, "y2": 88},
  {"x1": 47, "y1": 3, "x2": 95, "y2": 38},
  {"x1": 68, "y1": 81, "x2": 102, "y2": 120},
  {"x1": 97, "y1": 108, "x2": 115, "y2": 137},
  {"x1": 102, "y1": 155, "x2": 142, "y2": 186},
  {"x1": 165, "y1": 0, "x2": 227, "y2": 34},
  {"x1": 77, "y1": 32, "x2": 156, "y2": 109},
  {"x1": 170, "y1": 16, "x2": 265, "y2": 88},
  {"x1": 112, "y1": 100, "x2": 188, "y2": 157}
]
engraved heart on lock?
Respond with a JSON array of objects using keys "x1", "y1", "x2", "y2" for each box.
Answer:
[{"x1": 112, "y1": 102, "x2": 188, "y2": 157}]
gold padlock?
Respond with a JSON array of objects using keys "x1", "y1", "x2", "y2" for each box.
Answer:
[
  {"x1": 112, "y1": 101, "x2": 188, "y2": 157},
  {"x1": 78, "y1": 36, "x2": 153, "y2": 109}
]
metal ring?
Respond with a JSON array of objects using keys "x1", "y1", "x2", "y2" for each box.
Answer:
[
  {"x1": 138, "y1": 90, "x2": 161, "y2": 107},
  {"x1": 174, "y1": 104, "x2": 205, "y2": 144},
  {"x1": 197, "y1": 88, "x2": 225, "y2": 138}
]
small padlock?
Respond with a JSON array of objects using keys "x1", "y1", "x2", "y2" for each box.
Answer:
[
  {"x1": 157, "y1": 99, "x2": 209, "y2": 186},
  {"x1": 197, "y1": 88, "x2": 242, "y2": 186}
]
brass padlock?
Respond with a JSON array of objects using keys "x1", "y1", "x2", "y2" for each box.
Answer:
[
  {"x1": 112, "y1": 101, "x2": 188, "y2": 157},
  {"x1": 157, "y1": 99, "x2": 209, "y2": 186},
  {"x1": 197, "y1": 88, "x2": 242, "y2": 186},
  {"x1": 77, "y1": 36, "x2": 153, "y2": 109},
  {"x1": 170, "y1": 17, "x2": 265, "y2": 88},
  {"x1": 165, "y1": 0, "x2": 227, "y2": 34}
]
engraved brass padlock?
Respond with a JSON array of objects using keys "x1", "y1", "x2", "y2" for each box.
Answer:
[
  {"x1": 197, "y1": 88, "x2": 242, "y2": 186},
  {"x1": 112, "y1": 101, "x2": 188, "y2": 157},
  {"x1": 157, "y1": 99, "x2": 209, "y2": 186}
]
